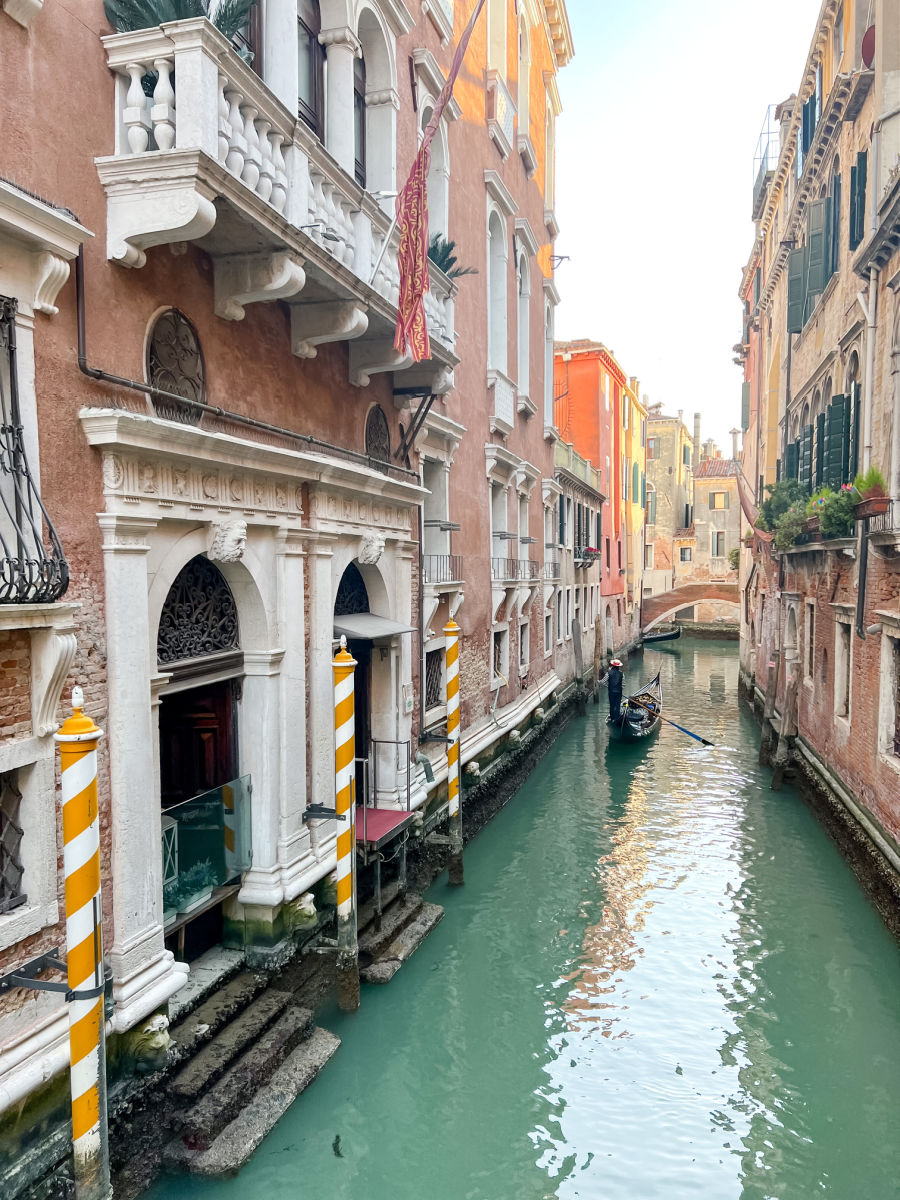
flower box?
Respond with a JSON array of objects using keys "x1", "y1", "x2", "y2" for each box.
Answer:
[
  {"x1": 853, "y1": 496, "x2": 890, "y2": 519},
  {"x1": 179, "y1": 886, "x2": 214, "y2": 914}
]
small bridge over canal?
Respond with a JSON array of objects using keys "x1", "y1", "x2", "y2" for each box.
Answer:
[{"x1": 642, "y1": 582, "x2": 739, "y2": 630}]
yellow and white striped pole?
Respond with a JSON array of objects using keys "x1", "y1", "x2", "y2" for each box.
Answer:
[
  {"x1": 333, "y1": 636, "x2": 359, "y2": 1012},
  {"x1": 55, "y1": 687, "x2": 111, "y2": 1200},
  {"x1": 444, "y1": 619, "x2": 464, "y2": 886}
]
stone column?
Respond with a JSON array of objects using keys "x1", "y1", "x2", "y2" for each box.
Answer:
[
  {"x1": 320, "y1": 27, "x2": 360, "y2": 177},
  {"x1": 262, "y1": 0, "x2": 299, "y2": 112},
  {"x1": 307, "y1": 534, "x2": 339, "y2": 862},
  {"x1": 274, "y1": 529, "x2": 317, "y2": 901},
  {"x1": 98, "y1": 514, "x2": 185, "y2": 1029}
]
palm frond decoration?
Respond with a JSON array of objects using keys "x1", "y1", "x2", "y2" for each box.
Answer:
[
  {"x1": 104, "y1": 0, "x2": 255, "y2": 40},
  {"x1": 427, "y1": 233, "x2": 478, "y2": 280}
]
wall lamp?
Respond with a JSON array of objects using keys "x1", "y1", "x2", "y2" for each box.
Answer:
[
  {"x1": 550, "y1": 254, "x2": 570, "y2": 266},
  {"x1": 300, "y1": 223, "x2": 341, "y2": 243}
]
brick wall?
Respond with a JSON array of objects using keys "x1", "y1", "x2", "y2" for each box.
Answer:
[{"x1": 0, "y1": 630, "x2": 31, "y2": 740}]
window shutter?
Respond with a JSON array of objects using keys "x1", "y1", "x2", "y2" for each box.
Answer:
[
  {"x1": 825, "y1": 395, "x2": 846, "y2": 489},
  {"x1": 787, "y1": 247, "x2": 805, "y2": 333},
  {"x1": 708, "y1": 492, "x2": 714, "y2": 511},
  {"x1": 641, "y1": 473, "x2": 645, "y2": 508},
  {"x1": 799, "y1": 423, "x2": 814, "y2": 491},
  {"x1": 741, "y1": 381, "x2": 751, "y2": 430},
  {"x1": 850, "y1": 381, "x2": 861, "y2": 480},
  {"x1": 753, "y1": 267, "x2": 761, "y2": 309},
  {"x1": 806, "y1": 199, "x2": 827, "y2": 298},
  {"x1": 785, "y1": 440, "x2": 800, "y2": 481},
  {"x1": 815, "y1": 411, "x2": 826, "y2": 489},
  {"x1": 850, "y1": 151, "x2": 867, "y2": 249},
  {"x1": 723, "y1": 491, "x2": 730, "y2": 509},
  {"x1": 776, "y1": 457, "x2": 783, "y2": 482},
  {"x1": 830, "y1": 174, "x2": 841, "y2": 275}
]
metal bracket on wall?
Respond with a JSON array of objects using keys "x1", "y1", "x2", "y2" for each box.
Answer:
[{"x1": 302, "y1": 804, "x2": 347, "y2": 823}]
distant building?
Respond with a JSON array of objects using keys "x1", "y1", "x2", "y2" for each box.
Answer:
[{"x1": 643, "y1": 407, "x2": 696, "y2": 599}]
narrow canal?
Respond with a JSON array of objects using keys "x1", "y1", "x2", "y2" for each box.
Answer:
[{"x1": 150, "y1": 640, "x2": 900, "y2": 1199}]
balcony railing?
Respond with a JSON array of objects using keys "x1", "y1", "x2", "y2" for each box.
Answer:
[
  {"x1": 544, "y1": 561, "x2": 560, "y2": 580},
  {"x1": 752, "y1": 103, "x2": 779, "y2": 220},
  {"x1": 161, "y1": 775, "x2": 252, "y2": 925},
  {"x1": 488, "y1": 369, "x2": 516, "y2": 436},
  {"x1": 867, "y1": 501, "x2": 898, "y2": 535},
  {"x1": 423, "y1": 553, "x2": 463, "y2": 584},
  {"x1": 491, "y1": 557, "x2": 537, "y2": 581},
  {"x1": 486, "y1": 71, "x2": 516, "y2": 157},
  {"x1": 0, "y1": 297, "x2": 68, "y2": 603},
  {"x1": 96, "y1": 20, "x2": 455, "y2": 362}
]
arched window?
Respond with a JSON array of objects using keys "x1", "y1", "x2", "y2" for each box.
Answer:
[
  {"x1": 421, "y1": 102, "x2": 449, "y2": 238},
  {"x1": 517, "y1": 16, "x2": 530, "y2": 145},
  {"x1": 646, "y1": 483, "x2": 657, "y2": 526},
  {"x1": 353, "y1": 54, "x2": 367, "y2": 187},
  {"x1": 517, "y1": 252, "x2": 530, "y2": 399},
  {"x1": 335, "y1": 563, "x2": 370, "y2": 616},
  {"x1": 365, "y1": 404, "x2": 391, "y2": 468},
  {"x1": 146, "y1": 309, "x2": 205, "y2": 424},
  {"x1": 356, "y1": 7, "x2": 396, "y2": 196},
  {"x1": 297, "y1": 0, "x2": 325, "y2": 139},
  {"x1": 488, "y1": 209, "x2": 508, "y2": 372},
  {"x1": 157, "y1": 556, "x2": 240, "y2": 665}
]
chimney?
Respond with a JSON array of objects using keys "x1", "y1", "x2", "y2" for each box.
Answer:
[
  {"x1": 730, "y1": 427, "x2": 740, "y2": 460},
  {"x1": 693, "y1": 413, "x2": 701, "y2": 463}
]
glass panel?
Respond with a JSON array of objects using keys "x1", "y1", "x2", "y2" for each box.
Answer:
[{"x1": 161, "y1": 775, "x2": 252, "y2": 917}]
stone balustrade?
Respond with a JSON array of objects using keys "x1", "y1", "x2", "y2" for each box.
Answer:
[
  {"x1": 488, "y1": 369, "x2": 516, "y2": 436},
  {"x1": 97, "y1": 18, "x2": 455, "y2": 354}
]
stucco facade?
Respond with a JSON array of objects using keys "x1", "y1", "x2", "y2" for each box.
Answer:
[{"x1": 0, "y1": 0, "x2": 574, "y2": 1158}]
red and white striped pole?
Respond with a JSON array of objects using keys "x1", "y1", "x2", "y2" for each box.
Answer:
[
  {"x1": 333, "y1": 637, "x2": 359, "y2": 1011},
  {"x1": 444, "y1": 619, "x2": 464, "y2": 885},
  {"x1": 55, "y1": 687, "x2": 111, "y2": 1200}
]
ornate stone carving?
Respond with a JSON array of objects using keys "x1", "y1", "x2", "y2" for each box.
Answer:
[
  {"x1": 358, "y1": 530, "x2": 386, "y2": 565},
  {"x1": 102, "y1": 454, "x2": 124, "y2": 490},
  {"x1": 31, "y1": 624, "x2": 78, "y2": 737},
  {"x1": 209, "y1": 519, "x2": 248, "y2": 563},
  {"x1": 290, "y1": 301, "x2": 368, "y2": 359},
  {"x1": 213, "y1": 251, "x2": 306, "y2": 321},
  {"x1": 157, "y1": 556, "x2": 240, "y2": 664},
  {"x1": 33, "y1": 252, "x2": 70, "y2": 316}
]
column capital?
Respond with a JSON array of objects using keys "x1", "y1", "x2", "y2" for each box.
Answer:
[
  {"x1": 319, "y1": 25, "x2": 361, "y2": 54},
  {"x1": 98, "y1": 512, "x2": 158, "y2": 552},
  {"x1": 274, "y1": 527, "x2": 308, "y2": 556}
]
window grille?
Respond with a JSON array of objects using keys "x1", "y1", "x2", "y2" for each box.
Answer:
[
  {"x1": 146, "y1": 309, "x2": 205, "y2": 424},
  {"x1": 0, "y1": 771, "x2": 26, "y2": 914},
  {"x1": 335, "y1": 563, "x2": 370, "y2": 616},
  {"x1": 0, "y1": 296, "x2": 69, "y2": 603},
  {"x1": 157, "y1": 555, "x2": 240, "y2": 664},
  {"x1": 425, "y1": 649, "x2": 444, "y2": 710},
  {"x1": 493, "y1": 631, "x2": 504, "y2": 678},
  {"x1": 365, "y1": 405, "x2": 391, "y2": 469}
]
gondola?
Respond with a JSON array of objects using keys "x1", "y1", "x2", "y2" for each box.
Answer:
[
  {"x1": 606, "y1": 671, "x2": 662, "y2": 742},
  {"x1": 642, "y1": 624, "x2": 681, "y2": 644}
]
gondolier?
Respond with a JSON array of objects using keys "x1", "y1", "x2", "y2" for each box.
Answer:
[{"x1": 600, "y1": 659, "x2": 624, "y2": 722}]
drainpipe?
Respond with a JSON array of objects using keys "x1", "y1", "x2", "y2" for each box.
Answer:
[
  {"x1": 856, "y1": 266, "x2": 878, "y2": 473},
  {"x1": 418, "y1": 502, "x2": 427, "y2": 732}
]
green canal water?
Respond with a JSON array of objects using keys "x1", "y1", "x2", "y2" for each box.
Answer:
[{"x1": 149, "y1": 641, "x2": 900, "y2": 1199}]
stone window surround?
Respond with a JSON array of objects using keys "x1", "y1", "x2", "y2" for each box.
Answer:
[
  {"x1": 875, "y1": 610, "x2": 900, "y2": 775},
  {"x1": 832, "y1": 604, "x2": 854, "y2": 722}
]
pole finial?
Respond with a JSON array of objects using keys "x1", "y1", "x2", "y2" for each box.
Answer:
[
  {"x1": 340, "y1": 634, "x2": 347, "y2": 650},
  {"x1": 72, "y1": 685, "x2": 84, "y2": 712}
]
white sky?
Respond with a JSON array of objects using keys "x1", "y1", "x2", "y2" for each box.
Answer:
[{"x1": 554, "y1": 0, "x2": 820, "y2": 454}]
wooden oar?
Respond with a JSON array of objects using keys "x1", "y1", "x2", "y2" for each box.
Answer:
[{"x1": 627, "y1": 696, "x2": 714, "y2": 747}]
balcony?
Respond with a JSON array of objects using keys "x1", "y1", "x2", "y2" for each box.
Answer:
[
  {"x1": 544, "y1": 561, "x2": 560, "y2": 580},
  {"x1": 574, "y1": 547, "x2": 601, "y2": 568},
  {"x1": 95, "y1": 20, "x2": 456, "y2": 382},
  {"x1": 488, "y1": 368, "x2": 516, "y2": 437},
  {"x1": 867, "y1": 500, "x2": 900, "y2": 552},
  {"x1": 422, "y1": 553, "x2": 463, "y2": 584},
  {"x1": 490, "y1": 558, "x2": 538, "y2": 581},
  {"x1": 161, "y1": 775, "x2": 252, "y2": 931},
  {"x1": 752, "y1": 104, "x2": 779, "y2": 221},
  {"x1": 486, "y1": 71, "x2": 516, "y2": 159}
]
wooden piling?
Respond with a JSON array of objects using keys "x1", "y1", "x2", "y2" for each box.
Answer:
[{"x1": 771, "y1": 658, "x2": 800, "y2": 791}]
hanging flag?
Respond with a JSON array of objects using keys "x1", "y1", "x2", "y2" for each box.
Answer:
[{"x1": 394, "y1": 0, "x2": 487, "y2": 361}]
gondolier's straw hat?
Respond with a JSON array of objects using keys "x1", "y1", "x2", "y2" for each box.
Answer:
[{"x1": 610, "y1": 659, "x2": 622, "y2": 667}]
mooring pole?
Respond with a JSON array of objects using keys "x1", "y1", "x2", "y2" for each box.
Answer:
[
  {"x1": 444, "y1": 618, "x2": 464, "y2": 886},
  {"x1": 55, "y1": 688, "x2": 112, "y2": 1200},
  {"x1": 333, "y1": 637, "x2": 360, "y2": 1011},
  {"x1": 771, "y1": 658, "x2": 800, "y2": 791}
]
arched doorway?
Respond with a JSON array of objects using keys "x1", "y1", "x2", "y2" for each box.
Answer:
[
  {"x1": 157, "y1": 555, "x2": 248, "y2": 960},
  {"x1": 334, "y1": 562, "x2": 372, "y2": 760}
]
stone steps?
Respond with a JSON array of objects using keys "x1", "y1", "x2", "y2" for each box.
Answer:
[
  {"x1": 169, "y1": 1005, "x2": 314, "y2": 1150},
  {"x1": 358, "y1": 891, "x2": 423, "y2": 960},
  {"x1": 357, "y1": 878, "x2": 402, "y2": 931},
  {"x1": 167, "y1": 970, "x2": 269, "y2": 1067},
  {"x1": 361, "y1": 901, "x2": 444, "y2": 984},
  {"x1": 174, "y1": 1027, "x2": 341, "y2": 1177},
  {"x1": 168, "y1": 987, "x2": 297, "y2": 1101}
]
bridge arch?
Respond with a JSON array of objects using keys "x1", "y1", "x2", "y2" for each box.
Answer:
[{"x1": 642, "y1": 582, "x2": 739, "y2": 630}]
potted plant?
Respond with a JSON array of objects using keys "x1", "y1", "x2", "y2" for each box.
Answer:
[
  {"x1": 804, "y1": 488, "x2": 831, "y2": 537},
  {"x1": 162, "y1": 879, "x2": 180, "y2": 928},
  {"x1": 852, "y1": 467, "x2": 890, "y2": 519},
  {"x1": 176, "y1": 860, "x2": 217, "y2": 913},
  {"x1": 773, "y1": 504, "x2": 806, "y2": 552},
  {"x1": 820, "y1": 488, "x2": 855, "y2": 539}
]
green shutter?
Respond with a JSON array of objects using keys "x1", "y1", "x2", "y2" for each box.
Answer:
[
  {"x1": 785, "y1": 440, "x2": 800, "y2": 480},
  {"x1": 799, "y1": 423, "x2": 814, "y2": 491},
  {"x1": 806, "y1": 198, "x2": 828, "y2": 299},
  {"x1": 723, "y1": 490, "x2": 730, "y2": 509},
  {"x1": 558, "y1": 498, "x2": 564, "y2": 544},
  {"x1": 826, "y1": 395, "x2": 847, "y2": 489},
  {"x1": 850, "y1": 151, "x2": 867, "y2": 249},
  {"x1": 741, "y1": 381, "x2": 751, "y2": 430},
  {"x1": 830, "y1": 174, "x2": 841, "y2": 276},
  {"x1": 849, "y1": 382, "x2": 861, "y2": 481},
  {"x1": 753, "y1": 267, "x2": 761, "y2": 310},
  {"x1": 815, "y1": 411, "x2": 826, "y2": 488},
  {"x1": 787, "y1": 247, "x2": 805, "y2": 333}
]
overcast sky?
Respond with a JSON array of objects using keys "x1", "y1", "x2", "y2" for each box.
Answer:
[{"x1": 554, "y1": 0, "x2": 820, "y2": 454}]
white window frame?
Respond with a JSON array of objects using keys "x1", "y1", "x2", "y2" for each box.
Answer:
[{"x1": 834, "y1": 618, "x2": 852, "y2": 720}]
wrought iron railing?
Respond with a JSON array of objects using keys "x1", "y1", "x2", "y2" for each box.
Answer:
[
  {"x1": 423, "y1": 554, "x2": 463, "y2": 584},
  {"x1": 491, "y1": 557, "x2": 538, "y2": 581},
  {"x1": 544, "y1": 561, "x2": 560, "y2": 580},
  {"x1": 0, "y1": 297, "x2": 68, "y2": 602},
  {"x1": 867, "y1": 501, "x2": 898, "y2": 535}
]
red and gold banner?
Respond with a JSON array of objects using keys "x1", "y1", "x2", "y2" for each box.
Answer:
[{"x1": 394, "y1": 0, "x2": 487, "y2": 361}]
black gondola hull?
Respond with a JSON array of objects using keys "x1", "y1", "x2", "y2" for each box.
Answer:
[
  {"x1": 606, "y1": 671, "x2": 662, "y2": 743},
  {"x1": 642, "y1": 626, "x2": 681, "y2": 644}
]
